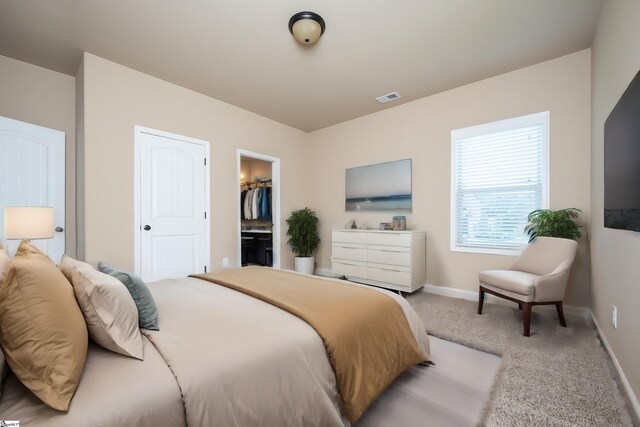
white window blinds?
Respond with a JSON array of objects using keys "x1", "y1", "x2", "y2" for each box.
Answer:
[{"x1": 451, "y1": 112, "x2": 549, "y2": 254}]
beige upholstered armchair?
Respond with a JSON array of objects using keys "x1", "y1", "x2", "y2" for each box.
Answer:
[{"x1": 477, "y1": 237, "x2": 578, "y2": 336}]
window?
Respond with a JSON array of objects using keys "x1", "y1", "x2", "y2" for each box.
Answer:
[{"x1": 451, "y1": 112, "x2": 549, "y2": 255}]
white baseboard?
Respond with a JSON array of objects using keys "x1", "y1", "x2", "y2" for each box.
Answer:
[
  {"x1": 591, "y1": 311, "x2": 640, "y2": 423},
  {"x1": 314, "y1": 267, "x2": 341, "y2": 278},
  {"x1": 316, "y1": 270, "x2": 591, "y2": 320},
  {"x1": 421, "y1": 284, "x2": 592, "y2": 320}
]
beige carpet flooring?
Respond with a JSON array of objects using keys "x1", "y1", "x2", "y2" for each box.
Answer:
[{"x1": 407, "y1": 292, "x2": 634, "y2": 426}]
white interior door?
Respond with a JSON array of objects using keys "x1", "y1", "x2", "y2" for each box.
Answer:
[
  {"x1": 137, "y1": 128, "x2": 209, "y2": 282},
  {"x1": 0, "y1": 116, "x2": 65, "y2": 262}
]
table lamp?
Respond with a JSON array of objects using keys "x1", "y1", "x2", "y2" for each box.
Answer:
[{"x1": 4, "y1": 206, "x2": 55, "y2": 241}]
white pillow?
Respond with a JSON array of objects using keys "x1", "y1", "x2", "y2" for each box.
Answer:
[{"x1": 60, "y1": 255, "x2": 144, "y2": 360}]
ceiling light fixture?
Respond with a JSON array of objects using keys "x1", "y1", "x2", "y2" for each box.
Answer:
[{"x1": 289, "y1": 11, "x2": 325, "y2": 45}]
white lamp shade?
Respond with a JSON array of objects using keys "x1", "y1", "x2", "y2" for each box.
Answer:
[
  {"x1": 4, "y1": 206, "x2": 55, "y2": 240},
  {"x1": 292, "y1": 19, "x2": 323, "y2": 44}
]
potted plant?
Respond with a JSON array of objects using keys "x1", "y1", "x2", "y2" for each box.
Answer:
[
  {"x1": 524, "y1": 208, "x2": 582, "y2": 242},
  {"x1": 286, "y1": 207, "x2": 320, "y2": 275}
]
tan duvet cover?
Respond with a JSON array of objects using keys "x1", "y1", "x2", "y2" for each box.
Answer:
[
  {"x1": 143, "y1": 271, "x2": 431, "y2": 427},
  {"x1": 191, "y1": 267, "x2": 430, "y2": 422}
]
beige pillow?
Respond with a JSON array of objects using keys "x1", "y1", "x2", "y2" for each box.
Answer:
[
  {"x1": 0, "y1": 245, "x2": 11, "y2": 395},
  {"x1": 0, "y1": 244, "x2": 10, "y2": 282},
  {"x1": 0, "y1": 240, "x2": 88, "y2": 411},
  {"x1": 60, "y1": 255, "x2": 143, "y2": 360},
  {"x1": 0, "y1": 349, "x2": 7, "y2": 391}
]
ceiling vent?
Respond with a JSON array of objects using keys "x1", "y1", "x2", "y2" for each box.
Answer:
[{"x1": 376, "y1": 92, "x2": 401, "y2": 104}]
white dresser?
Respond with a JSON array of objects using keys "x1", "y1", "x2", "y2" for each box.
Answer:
[{"x1": 331, "y1": 229, "x2": 426, "y2": 293}]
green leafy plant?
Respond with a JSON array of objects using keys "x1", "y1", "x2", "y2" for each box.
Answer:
[
  {"x1": 286, "y1": 208, "x2": 320, "y2": 257},
  {"x1": 524, "y1": 208, "x2": 582, "y2": 242}
]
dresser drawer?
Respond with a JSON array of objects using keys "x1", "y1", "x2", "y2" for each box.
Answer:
[
  {"x1": 367, "y1": 247, "x2": 411, "y2": 267},
  {"x1": 332, "y1": 260, "x2": 367, "y2": 279},
  {"x1": 332, "y1": 230, "x2": 368, "y2": 245},
  {"x1": 332, "y1": 245, "x2": 367, "y2": 262},
  {"x1": 367, "y1": 264, "x2": 411, "y2": 287},
  {"x1": 367, "y1": 232, "x2": 411, "y2": 247}
]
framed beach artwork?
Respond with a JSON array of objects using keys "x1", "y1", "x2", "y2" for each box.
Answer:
[{"x1": 345, "y1": 159, "x2": 412, "y2": 211}]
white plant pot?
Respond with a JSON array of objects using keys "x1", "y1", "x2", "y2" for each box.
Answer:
[{"x1": 294, "y1": 257, "x2": 315, "y2": 275}]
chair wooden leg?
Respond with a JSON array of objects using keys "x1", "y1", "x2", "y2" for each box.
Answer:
[
  {"x1": 522, "y1": 303, "x2": 532, "y2": 337},
  {"x1": 556, "y1": 301, "x2": 567, "y2": 327},
  {"x1": 478, "y1": 287, "x2": 485, "y2": 315}
]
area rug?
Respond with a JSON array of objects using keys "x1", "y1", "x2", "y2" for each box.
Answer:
[
  {"x1": 356, "y1": 336, "x2": 501, "y2": 427},
  {"x1": 406, "y1": 292, "x2": 634, "y2": 426}
]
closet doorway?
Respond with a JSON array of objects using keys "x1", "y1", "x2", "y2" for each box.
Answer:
[{"x1": 236, "y1": 149, "x2": 280, "y2": 269}]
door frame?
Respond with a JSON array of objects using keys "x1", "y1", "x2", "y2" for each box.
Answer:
[
  {"x1": 236, "y1": 149, "x2": 281, "y2": 269},
  {"x1": 134, "y1": 125, "x2": 211, "y2": 276}
]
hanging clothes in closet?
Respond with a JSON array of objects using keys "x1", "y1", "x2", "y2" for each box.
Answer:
[
  {"x1": 260, "y1": 187, "x2": 270, "y2": 219},
  {"x1": 240, "y1": 180, "x2": 272, "y2": 220},
  {"x1": 240, "y1": 189, "x2": 248, "y2": 219},
  {"x1": 242, "y1": 188, "x2": 252, "y2": 219},
  {"x1": 252, "y1": 188, "x2": 256, "y2": 218}
]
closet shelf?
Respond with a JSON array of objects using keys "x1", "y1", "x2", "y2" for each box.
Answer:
[{"x1": 241, "y1": 219, "x2": 272, "y2": 226}]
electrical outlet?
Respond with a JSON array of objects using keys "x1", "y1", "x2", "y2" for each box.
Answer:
[
  {"x1": 612, "y1": 305, "x2": 618, "y2": 329},
  {"x1": 222, "y1": 257, "x2": 229, "y2": 268}
]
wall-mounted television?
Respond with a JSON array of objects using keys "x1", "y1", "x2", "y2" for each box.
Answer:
[
  {"x1": 604, "y1": 69, "x2": 640, "y2": 232},
  {"x1": 345, "y1": 159, "x2": 412, "y2": 211}
]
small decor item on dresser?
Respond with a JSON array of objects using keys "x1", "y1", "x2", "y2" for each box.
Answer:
[
  {"x1": 379, "y1": 222, "x2": 393, "y2": 230},
  {"x1": 392, "y1": 216, "x2": 407, "y2": 230}
]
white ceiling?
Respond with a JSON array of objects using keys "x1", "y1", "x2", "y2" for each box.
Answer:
[{"x1": 0, "y1": 0, "x2": 602, "y2": 132}]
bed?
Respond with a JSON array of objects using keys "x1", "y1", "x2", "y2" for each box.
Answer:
[{"x1": 0, "y1": 268, "x2": 431, "y2": 427}]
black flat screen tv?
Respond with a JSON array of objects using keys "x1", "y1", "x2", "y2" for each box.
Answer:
[
  {"x1": 345, "y1": 159, "x2": 412, "y2": 211},
  {"x1": 604, "y1": 69, "x2": 640, "y2": 232}
]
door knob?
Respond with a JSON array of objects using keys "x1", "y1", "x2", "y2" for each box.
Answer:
[
  {"x1": 144, "y1": 225, "x2": 151, "y2": 231},
  {"x1": 55, "y1": 226, "x2": 64, "y2": 232}
]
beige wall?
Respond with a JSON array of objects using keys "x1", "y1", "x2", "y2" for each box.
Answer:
[
  {"x1": 306, "y1": 50, "x2": 592, "y2": 307},
  {"x1": 591, "y1": 0, "x2": 640, "y2": 409},
  {"x1": 0, "y1": 54, "x2": 77, "y2": 256},
  {"x1": 1, "y1": 50, "x2": 593, "y2": 308},
  {"x1": 75, "y1": 57, "x2": 85, "y2": 260},
  {"x1": 78, "y1": 53, "x2": 307, "y2": 271}
]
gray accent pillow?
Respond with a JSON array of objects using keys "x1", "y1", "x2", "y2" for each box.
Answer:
[{"x1": 97, "y1": 262, "x2": 159, "y2": 331}]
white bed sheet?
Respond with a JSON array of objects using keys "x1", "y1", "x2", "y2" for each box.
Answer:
[
  {"x1": 144, "y1": 277, "x2": 347, "y2": 427},
  {"x1": 0, "y1": 337, "x2": 186, "y2": 427}
]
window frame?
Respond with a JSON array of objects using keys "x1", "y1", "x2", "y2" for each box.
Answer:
[{"x1": 450, "y1": 111, "x2": 550, "y2": 256}]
